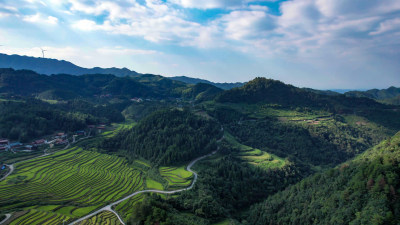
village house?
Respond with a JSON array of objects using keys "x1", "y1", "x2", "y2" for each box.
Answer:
[
  {"x1": 0, "y1": 139, "x2": 9, "y2": 146},
  {"x1": 9, "y1": 142, "x2": 23, "y2": 148},
  {"x1": 32, "y1": 139, "x2": 46, "y2": 146}
]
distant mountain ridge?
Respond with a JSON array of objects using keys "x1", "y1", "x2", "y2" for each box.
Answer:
[
  {"x1": 345, "y1": 86, "x2": 400, "y2": 105},
  {"x1": 0, "y1": 53, "x2": 139, "y2": 76},
  {"x1": 0, "y1": 53, "x2": 243, "y2": 90},
  {"x1": 169, "y1": 76, "x2": 245, "y2": 90}
]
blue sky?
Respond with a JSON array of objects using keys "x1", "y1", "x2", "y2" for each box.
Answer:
[{"x1": 0, "y1": 0, "x2": 399, "y2": 89}]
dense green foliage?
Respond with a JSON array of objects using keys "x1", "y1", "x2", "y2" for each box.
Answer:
[
  {"x1": 103, "y1": 109, "x2": 221, "y2": 166},
  {"x1": 126, "y1": 194, "x2": 209, "y2": 225},
  {"x1": 245, "y1": 132, "x2": 400, "y2": 225},
  {"x1": 182, "y1": 83, "x2": 223, "y2": 101}
]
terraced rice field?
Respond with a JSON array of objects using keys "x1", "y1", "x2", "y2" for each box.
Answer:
[
  {"x1": 8, "y1": 209, "x2": 72, "y2": 225},
  {"x1": 114, "y1": 193, "x2": 145, "y2": 221},
  {"x1": 159, "y1": 166, "x2": 193, "y2": 189},
  {"x1": 0, "y1": 147, "x2": 145, "y2": 224},
  {"x1": 78, "y1": 211, "x2": 122, "y2": 225},
  {"x1": 224, "y1": 132, "x2": 286, "y2": 170}
]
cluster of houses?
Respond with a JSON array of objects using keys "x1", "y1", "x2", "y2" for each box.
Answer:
[
  {"x1": 0, "y1": 138, "x2": 36, "y2": 152},
  {"x1": 0, "y1": 132, "x2": 69, "y2": 153},
  {"x1": 0, "y1": 124, "x2": 109, "y2": 153}
]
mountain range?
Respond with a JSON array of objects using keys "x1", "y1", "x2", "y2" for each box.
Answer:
[{"x1": 0, "y1": 53, "x2": 243, "y2": 90}]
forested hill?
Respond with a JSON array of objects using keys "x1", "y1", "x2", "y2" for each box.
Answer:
[
  {"x1": 345, "y1": 86, "x2": 400, "y2": 105},
  {"x1": 215, "y1": 77, "x2": 392, "y2": 112},
  {"x1": 102, "y1": 109, "x2": 222, "y2": 166},
  {"x1": 170, "y1": 76, "x2": 245, "y2": 90},
  {"x1": 245, "y1": 131, "x2": 400, "y2": 225},
  {"x1": 0, "y1": 53, "x2": 139, "y2": 76},
  {"x1": 0, "y1": 68, "x2": 222, "y2": 100}
]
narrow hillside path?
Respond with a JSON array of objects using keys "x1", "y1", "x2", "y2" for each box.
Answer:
[
  {"x1": 0, "y1": 213, "x2": 11, "y2": 225},
  {"x1": 0, "y1": 165, "x2": 13, "y2": 182},
  {"x1": 68, "y1": 148, "x2": 220, "y2": 225}
]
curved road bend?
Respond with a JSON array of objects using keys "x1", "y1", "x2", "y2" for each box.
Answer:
[
  {"x1": 0, "y1": 213, "x2": 11, "y2": 225},
  {"x1": 69, "y1": 141, "x2": 222, "y2": 225}
]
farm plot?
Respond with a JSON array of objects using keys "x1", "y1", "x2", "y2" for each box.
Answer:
[
  {"x1": 114, "y1": 193, "x2": 145, "y2": 222},
  {"x1": 224, "y1": 132, "x2": 286, "y2": 170},
  {"x1": 159, "y1": 166, "x2": 193, "y2": 190},
  {"x1": 0, "y1": 147, "x2": 145, "y2": 223},
  {"x1": 8, "y1": 209, "x2": 71, "y2": 225},
  {"x1": 78, "y1": 211, "x2": 122, "y2": 225}
]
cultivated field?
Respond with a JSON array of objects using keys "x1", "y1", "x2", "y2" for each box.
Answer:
[
  {"x1": 224, "y1": 132, "x2": 286, "y2": 170},
  {"x1": 114, "y1": 193, "x2": 145, "y2": 222},
  {"x1": 0, "y1": 147, "x2": 145, "y2": 224},
  {"x1": 159, "y1": 166, "x2": 194, "y2": 190},
  {"x1": 78, "y1": 211, "x2": 123, "y2": 225}
]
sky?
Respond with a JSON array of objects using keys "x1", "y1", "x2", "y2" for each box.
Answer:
[{"x1": 0, "y1": 0, "x2": 399, "y2": 89}]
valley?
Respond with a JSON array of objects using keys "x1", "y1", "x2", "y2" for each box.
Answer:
[{"x1": 0, "y1": 68, "x2": 399, "y2": 224}]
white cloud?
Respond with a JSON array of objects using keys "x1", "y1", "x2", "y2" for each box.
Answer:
[
  {"x1": 96, "y1": 47, "x2": 159, "y2": 55},
  {"x1": 219, "y1": 10, "x2": 276, "y2": 40},
  {"x1": 23, "y1": 13, "x2": 59, "y2": 25},
  {"x1": 169, "y1": 0, "x2": 277, "y2": 9},
  {"x1": 170, "y1": 0, "x2": 243, "y2": 9},
  {"x1": 370, "y1": 18, "x2": 400, "y2": 35}
]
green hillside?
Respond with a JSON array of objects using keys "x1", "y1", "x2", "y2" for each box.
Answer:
[
  {"x1": 103, "y1": 108, "x2": 222, "y2": 166},
  {"x1": 245, "y1": 132, "x2": 400, "y2": 225}
]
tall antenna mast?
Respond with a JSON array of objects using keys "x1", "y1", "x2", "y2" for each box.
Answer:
[{"x1": 40, "y1": 48, "x2": 47, "y2": 58}]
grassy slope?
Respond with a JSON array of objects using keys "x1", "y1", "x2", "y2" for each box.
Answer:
[
  {"x1": 159, "y1": 166, "x2": 194, "y2": 190},
  {"x1": 224, "y1": 131, "x2": 286, "y2": 170}
]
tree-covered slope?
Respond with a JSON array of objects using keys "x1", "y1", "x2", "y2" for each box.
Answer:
[
  {"x1": 215, "y1": 77, "x2": 387, "y2": 112},
  {"x1": 345, "y1": 86, "x2": 400, "y2": 104},
  {"x1": 0, "y1": 68, "x2": 193, "y2": 100},
  {"x1": 245, "y1": 132, "x2": 400, "y2": 225},
  {"x1": 103, "y1": 109, "x2": 222, "y2": 166},
  {"x1": 182, "y1": 83, "x2": 223, "y2": 101}
]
